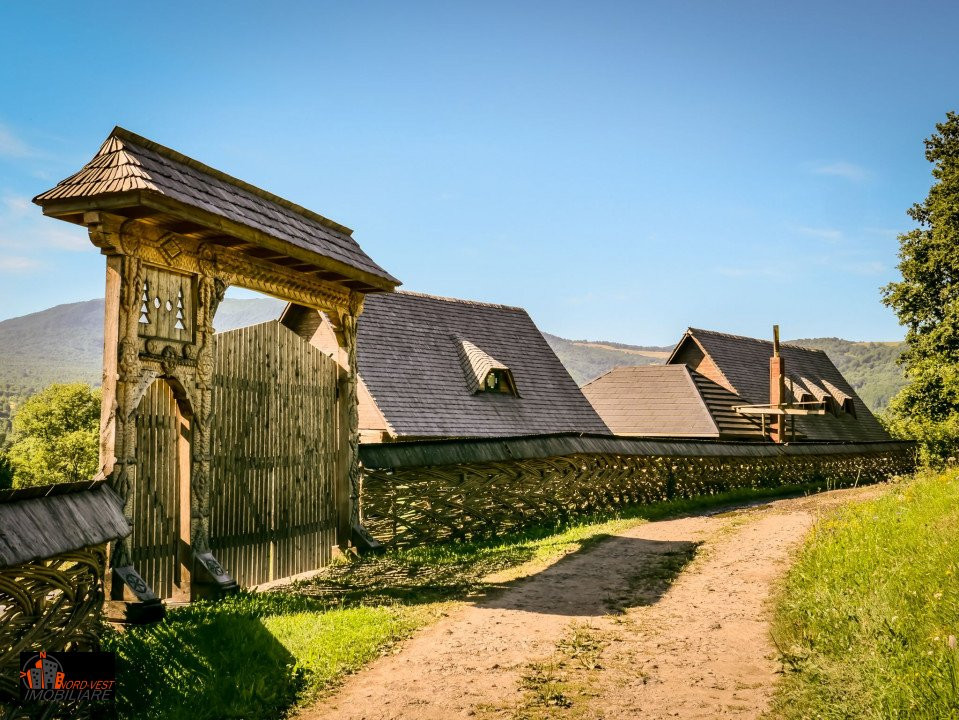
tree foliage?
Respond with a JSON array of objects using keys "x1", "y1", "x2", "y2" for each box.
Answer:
[
  {"x1": 882, "y1": 111, "x2": 959, "y2": 462},
  {"x1": 7, "y1": 383, "x2": 101, "y2": 487}
]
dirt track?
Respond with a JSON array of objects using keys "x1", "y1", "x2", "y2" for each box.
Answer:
[{"x1": 298, "y1": 485, "x2": 882, "y2": 720}]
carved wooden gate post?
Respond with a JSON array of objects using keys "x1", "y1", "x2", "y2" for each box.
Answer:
[
  {"x1": 33, "y1": 127, "x2": 398, "y2": 609},
  {"x1": 86, "y1": 213, "x2": 236, "y2": 603}
]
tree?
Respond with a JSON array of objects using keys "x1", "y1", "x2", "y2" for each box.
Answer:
[
  {"x1": 882, "y1": 111, "x2": 959, "y2": 462},
  {"x1": 7, "y1": 383, "x2": 101, "y2": 487}
]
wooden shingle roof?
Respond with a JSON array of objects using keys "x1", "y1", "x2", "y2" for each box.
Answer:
[
  {"x1": 0, "y1": 481, "x2": 130, "y2": 568},
  {"x1": 356, "y1": 291, "x2": 611, "y2": 439},
  {"x1": 582, "y1": 365, "x2": 765, "y2": 439},
  {"x1": 33, "y1": 127, "x2": 398, "y2": 293},
  {"x1": 671, "y1": 328, "x2": 890, "y2": 442}
]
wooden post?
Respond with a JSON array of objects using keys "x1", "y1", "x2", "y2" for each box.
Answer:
[
  {"x1": 770, "y1": 325, "x2": 786, "y2": 443},
  {"x1": 336, "y1": 369, "x2": 352, "y2": 550},
  {"x1": 100, "y1": 255, "x2": 122, "y2": 478}
]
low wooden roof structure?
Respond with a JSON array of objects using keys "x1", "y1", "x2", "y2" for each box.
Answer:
[
  {"x1": 669, "y1": 328, "x2": 890, "y2": 442},
  {"x1": 352, "y1": 291, "x2": 611, "y2": 439},
  {"x1": 582, "y1": 365, "x2": 764, "y2": 440},
  {"x1": 359, "y1": 432, "x2": 913, "y2": 469},
  {"x1": 0, "y1": 480, "x2": 130, "y2": 568},
  {"x1": 33, "y1": 127, "x2": 398, "y2": 294}
]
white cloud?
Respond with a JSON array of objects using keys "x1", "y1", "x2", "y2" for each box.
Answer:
[
  {"x1": 0, "y1": 256, "x2": 41, "y2": 273},
  {"x1": 0, "y1": 124, "x2": 33, "y2": 158},
  {"x1": 796, "y1": 226, "x2": 844, "y2": 242},
  {"x1": 0, "y1": 193, "x2": 88, "y2": 257},
  {"x1": 808, "y1": 161, "x2": 869, "y2": 182}
]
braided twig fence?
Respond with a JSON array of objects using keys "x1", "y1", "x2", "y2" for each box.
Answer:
[
  {"x1": 361, "y1": 448, "x2": 914, "y2": 547},
  {"x1": 0, "y1": 545, "x2": 107, "y2": 702}
]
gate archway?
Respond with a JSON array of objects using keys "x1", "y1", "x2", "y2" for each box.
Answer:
[{"x1": 33, "y1": 126, "x2": 399, "y2": 608}]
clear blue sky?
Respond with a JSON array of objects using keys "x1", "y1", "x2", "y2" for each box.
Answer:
[{"x1": 0, "y1": 1, "x2": 955, "y2": 344}]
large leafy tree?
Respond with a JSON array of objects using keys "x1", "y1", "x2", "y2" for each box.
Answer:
[
  {"x1": 7, "y1": 383, "x2": 100, "y2": 487},
  {"x1": 882, "y1": 111, "x2": 959, "y2": 461}
]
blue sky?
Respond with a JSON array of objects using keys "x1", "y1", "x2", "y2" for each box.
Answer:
[{"x1": 0, "y1": 1, "x2": 955, "y2": 344}]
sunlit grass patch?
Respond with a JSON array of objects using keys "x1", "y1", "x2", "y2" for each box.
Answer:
[{"x1": 770, "y1": 470, "x2": 959, "y2": 719}]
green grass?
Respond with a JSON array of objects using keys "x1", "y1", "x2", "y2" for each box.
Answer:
[
  {"x1": 770, "y1": 470, "x2": 959, "y2": 719},
  {"x1": 105, "y1": 480, "x2": 836, "y2": 720}
]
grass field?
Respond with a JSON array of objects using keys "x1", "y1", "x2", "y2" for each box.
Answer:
[
  {"x1": 104, "y1": 481, "x2": 837, "y2": 720},
  {"x1": 770, "y1": 470, "x2": 959, "y2": 719}
]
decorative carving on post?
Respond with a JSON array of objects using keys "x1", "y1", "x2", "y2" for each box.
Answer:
[{"x1": 341, "y1": 292, "x2": 362, "y2": 531}]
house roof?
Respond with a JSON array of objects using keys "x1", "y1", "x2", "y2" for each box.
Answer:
[
  {"x1": 33, "y1": 127, "x2": 398, "y2": 292},
  {"x1": 670, "y1": 328, "x2": 890, "y2": 442},
  {"x1": 582, "y1": 365, "x2": 765, "y2": 439},
  {"x1": 0, "y1": 481, "x2": 130, "y2": 568},
  {"x1": 356, "y1": 291, "x2": 611, "y2": 439}
]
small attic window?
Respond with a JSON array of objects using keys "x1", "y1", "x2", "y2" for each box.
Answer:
[
  {"x1": 455, "y1": 337, "x2": 520, "y2": 397},
  {"x1": 483, "y1": 368, "x2": 518, "y2": 395}
]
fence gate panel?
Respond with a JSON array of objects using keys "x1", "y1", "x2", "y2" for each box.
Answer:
[
  {"x1": 210, "y1": 320, "x2": 339, "y2": 587},
  {"x1": 133, "y1": 379, "x2": 181, "y2": 600}
]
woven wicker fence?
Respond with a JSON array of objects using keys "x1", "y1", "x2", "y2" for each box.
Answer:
[
  {"x1": 359, "y1": 438, "x2": 915, "y2": 547},
  {"x1": 0, "y1": 545, "x2": 108, "y2": 702}
]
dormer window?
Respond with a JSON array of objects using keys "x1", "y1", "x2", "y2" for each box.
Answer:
[
  {"x1": 483, "y1": 367, "x2": 517, "y2": 394},
  {"x1": 455, "y1": 338, "x2": 519, "y2": 397}
]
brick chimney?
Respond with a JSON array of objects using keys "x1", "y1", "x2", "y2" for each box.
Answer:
[{"x1": 769, "y1": 325, "x2": 786, "y2": 443}]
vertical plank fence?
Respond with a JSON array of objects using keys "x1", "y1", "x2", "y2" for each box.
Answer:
[{"x1": 210, "y1": 320, "x2": 339, "y2": 587}]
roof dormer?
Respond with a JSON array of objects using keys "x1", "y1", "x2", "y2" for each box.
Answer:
[{"x1": 455, "y1": 338, "x2": 518, "y2": 396}]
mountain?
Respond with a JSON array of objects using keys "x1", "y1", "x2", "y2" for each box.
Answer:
[{"x1": 0, "y1": 300, "x2": 906, "y2": 421}]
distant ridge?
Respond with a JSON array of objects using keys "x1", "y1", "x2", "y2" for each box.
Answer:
[
  {"x1": 0, "y1": 300, "x2": 905, "y2": 414},
  {"x1": 0, "y1": 297, "x2": 286, "y2": 396}
]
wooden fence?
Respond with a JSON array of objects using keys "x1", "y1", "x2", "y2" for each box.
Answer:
[
  {"x1": 359, "y1": 435, "x2": 916, "y2": 547},
  {"x1": 209, "y1": 321, "x2": 339, "y2": 587}
]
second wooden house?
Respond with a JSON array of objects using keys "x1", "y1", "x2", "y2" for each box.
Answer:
[{"x1": 583, "y1": 327, "x2": 890, "y2": 443}]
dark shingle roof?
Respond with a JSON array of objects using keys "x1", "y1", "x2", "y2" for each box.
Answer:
[
  {"x1": 0, "y1": 481, "x2": 130, "y2": 568},
  {"x1": 674, "y1": 328, "x2": 890, "y2": 442},
  {"x1": 582, "y1": 365, "x2": 766, "y2": 439},
  {"x1": 356, "y1": 291, "x2": 611, "y2": 438},
  {"x1": 33, "y1": 127, "x2": 398, "y2": 289}
]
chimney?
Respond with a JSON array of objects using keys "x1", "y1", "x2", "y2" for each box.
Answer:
[{"x1": 769, "y1": 325, "x2": 786, "y2": 443}]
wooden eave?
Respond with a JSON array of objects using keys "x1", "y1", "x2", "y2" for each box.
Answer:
[{"x1": 36, "y1": 189, "x2": 394, "y2": 294}]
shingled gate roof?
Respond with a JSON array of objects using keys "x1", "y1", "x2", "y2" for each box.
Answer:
[
  {"x1": 582, "y1": 365, "x2": 765, "y2": 439},
  {"x1": 0, "y1": 481, "x2": 130, "y2": 568},
  {"x1": 33, "y1": 127, "x2": 398, "y2": 293},
  {"x1": 670, "y1": 328, "x2": 890, "y2": 442},
  {"x1": 356, "y1": 291, "x2": 611, "y2": 439}
]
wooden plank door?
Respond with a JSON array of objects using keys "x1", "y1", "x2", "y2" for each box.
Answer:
[{"x1": 132, "y1": 379, "x2": 182, "y2": 600}]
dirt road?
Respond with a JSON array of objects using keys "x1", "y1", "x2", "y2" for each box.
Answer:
[{"x1": 298, "y1": 485, "x2": 882, "y2": 720}]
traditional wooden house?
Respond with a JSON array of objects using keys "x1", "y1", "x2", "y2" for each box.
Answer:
[
  {"x1": 282, "y1": 290, "x2": 611, "y2": 442},
  {"x1": 584, "y1": 327, "x2": 890, "y2": 443}
]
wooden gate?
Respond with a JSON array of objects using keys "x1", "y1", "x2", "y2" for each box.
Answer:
[
  {"x1": 133, "y1": 380, "x2": 184, "y2": 600},
  {"x1": 210, "y1": 320, "x2": 339, "y2": 587}
]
